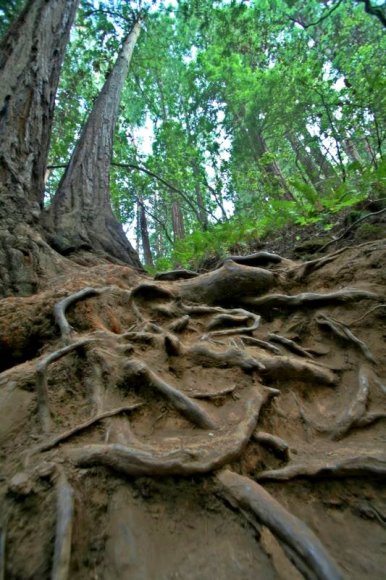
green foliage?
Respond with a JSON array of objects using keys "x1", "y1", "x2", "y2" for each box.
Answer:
[{"x1": 39, "y1": 0, "x2": 386, "y2": 266}]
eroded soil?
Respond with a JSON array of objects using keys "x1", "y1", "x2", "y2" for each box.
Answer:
[{"x1": 0, "y1": 238, "x2": 385, "y2": 579}]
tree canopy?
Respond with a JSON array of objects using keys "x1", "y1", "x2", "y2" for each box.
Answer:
[{"x1": 3, "y1": 0, "x2": 385, "y2": 270}]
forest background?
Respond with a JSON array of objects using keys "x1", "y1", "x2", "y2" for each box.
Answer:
[{"x1": 1, "y1": 0, "x2": 385, "y2": 271}]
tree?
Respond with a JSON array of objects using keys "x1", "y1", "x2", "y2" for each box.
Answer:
[
  {"x1": 0, "y1": 4, "x2": 386, "y2": 579},
  {"x1": 45, "y1": 20, "x2": 142, "y2": 268},
  {"x1": 0, "y1": 0, "x2": 80, "y2": 295}
]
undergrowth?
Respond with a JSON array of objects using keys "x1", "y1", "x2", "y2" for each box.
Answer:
[{"x1": 149, "y1": 161, "x2": 386, "y2": 272}]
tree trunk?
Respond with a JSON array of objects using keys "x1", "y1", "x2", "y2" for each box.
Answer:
[
  {"x1": 45, "y1": 21, "x2": 143, "y2": 270},
  {"x1": 138, "y1": 201, "x2": 154, "y2": 267},
  {"x1": 286, "y1": 132, "x2": 323, "y2": 192},
  {"x1": 0, "y1": 0, "x2": 79, "y2": 296},
  {"x1": 254, "y1": 131, "x2": 294, "y2": 202},
  {"x1": 171, "y1": 200, "x2": 185, "y2": 242}
]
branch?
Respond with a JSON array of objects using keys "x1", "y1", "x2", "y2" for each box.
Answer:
[
  {"x1": 288, "y1": 0, "x2": 344, "y2": 29},
  {"x1": 356, "y1": 0, "x2": 386, "y2": 27}
]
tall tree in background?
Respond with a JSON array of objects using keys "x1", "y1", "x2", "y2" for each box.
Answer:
[{"x1": 45, "y1": 19, "x2": 142, "y2": 268}]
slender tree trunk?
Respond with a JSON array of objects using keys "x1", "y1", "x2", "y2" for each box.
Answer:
[
  {"x1": 171, "y1": 200, "x2": 185, "y2": 242},
  {"x1": 343, "y1": 137, "x2": 363, "y2": 165},
  {"x1": 45, "y1": 21, "x2": 142, "y2": 269},
  {"x1": 286, "y1": 132, "x2": 323, "y2": 191},
  {"x1": 0, "y1": 0, "x2": 79, "y2": 296},
  {"x1": 254, "y1": 131, "x2": 294, "y2": 201},
  {"x1": 191, "y1": 159, "x2": 209, "y2": 230},
  {"x1": 138, "y1": 201, "x2": 154, "y2": 267}
]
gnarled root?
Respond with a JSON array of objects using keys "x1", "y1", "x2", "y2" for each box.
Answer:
[
  {"x1": 226, "y1": 251, "x2": 282, "y2": 267},
  {"x1": 216, "y1": 470, "x2": 342, "y2": 580},
  {"x1": 69, "y1": 386, "x2": 267, "y2": 476},
  {"x1": 257, "y1": 449, "x2": 386, "y2": 481},
  {"x1": 36, "y1": 339, "x2": 93, "y2": 432},
  {"x1": 253, "y1": 431, "x2": 290, "y2": 460},
  {"x1": 244, "y1": 288, "x2": 379, "y2": 310},
  {"x1": 31, "y1": 403, "x2": 143, "y2": 455},
  {"x1": 316, "y1": 313, "x2": 376, "y2": 363},
  {"x1": 239, "y1": 335, "x2": 282, "y2": 355},
  {"x1": 187, "y1": 344, "x2": 265, "y2": 371},
  {"x1": 267, "y1": 333, "x2": 313, "y2": 359},
  {"x1": 203, "y1": 308, "x2": 261, "y2": 339},
  {"x1": 178, "y1": 260, "x2": 275, "y2": 305},
  {"x1": 258, "y1": 353, "x2": 337, "y2": 385},
  {"x1": 54, "y1": 287, "x2": 105, "y2": 341},
  {"x1": 51, "y1": 471, "x2": 74, "y2": 580},
  {"x1": 330, "y1": 366, "x2": 369, "y2": 440},
  {"x1": 124, "y1": 359, "x2": 216, "y2": 429}
]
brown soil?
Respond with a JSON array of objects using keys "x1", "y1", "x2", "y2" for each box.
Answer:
[{"x1": 1, "y1": 237, "x2": 386, "y2": 579}]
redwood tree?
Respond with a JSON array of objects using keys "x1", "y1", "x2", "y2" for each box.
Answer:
[
  {"x1": 45, "y1": 20, "x2": 143, "y2": 268},
  {"x1": 0, "y1": 0, "x2": 80, "y2": 296}
]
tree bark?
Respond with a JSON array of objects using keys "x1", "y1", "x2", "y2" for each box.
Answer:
[
  {"x1": 0, "y1": 0, "x2": 79, "y2": 296},
  {"x1": 254, "y1": 130, "x2": 294, "y2": 202},
  {"x1": 138, "y1": 201, "x2": 154, "y2": 267},
  {"x1": 45, "y1": 21, "x2": 143, "y2": 269},
  {"x1": 171, "y1": 200, "x2": 186, "y2": 242}
]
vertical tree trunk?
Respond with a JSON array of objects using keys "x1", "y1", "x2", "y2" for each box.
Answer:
[
  {"x1": 46, "y1": 21, "x2": 142, "y2": 269},
  {"x1": 138, "y1": 201, "x2": 154, "y2": 267},
  {"x1": 0, "y1": 0, "x2": 79, "y2": 296},
  {"x1": 286, "y1": 132, "x2": 324, "y2": 192},
  {"x1": 171, "y1": 200, "x2": 185, "y2": 242},
  {"x1": 191, "y1": 159, "x2": 209, "y2": 231},
  {"x1": 254, "y1": 132, "x2": 294, "y2": 201}
]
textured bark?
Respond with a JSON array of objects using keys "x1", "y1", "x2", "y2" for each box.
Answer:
[
  {"x1": 254, "y1": 131, "x2": 294, "y2": 201},
  {"x1": 45, "y1": 22, "x2": 142, "y2": 269},
  {"x1": 0, "y1": 0, "x2": 79, "y2": 296}
]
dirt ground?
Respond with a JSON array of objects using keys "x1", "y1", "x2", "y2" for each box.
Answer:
[{"x1": 0, "y1": 237, "x2": 385, "y2": 579}]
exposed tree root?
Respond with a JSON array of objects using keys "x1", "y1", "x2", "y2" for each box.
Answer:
[
  {"x1": 257, "y1": 449, "x2": 386, "y2": 481},
  {"x1": 267, "y1": 333, "x2": 314, "y2": 359},
  {"x1": 216, "y1": 470, "x2": 342, "y2": 580},
  {"x1": 51, "y1": 471, "x2": 74, "y2": 580},
  {"x1": 168, "y1": 315, "x2": 190, "y2": 332},
  {"x1": 258, "y1": 353, "x2": 337, "y2": 385},
  {"x1": 316, "y1": 313, "x2": 376, "y2": 363},
  {"x1": 253, "y1": 431, "x2": 290, "y2": 460},
  {"x1": 178, "y1": 260, "x2": 275, "y2": 305},
  {"x1": 239, "y1": 335, "x2": 282, "y2": 355},
  {"x1": 330, "y1": 366, "x2": 369, "y2": 440},
  {"x1": 350, "y1": 304, "x2": 386, "y2": 326},
  {"x1": 203, "y1": 308, "x2": 261, "y2": 339},
  {"x1": 190, "y1": 385, "x2": 237, "y2": 400},
  {"x1": 68, "y1": 386, "x2": 267, "y2": 475},
  {"x1": 54, "y1": 287, "x2": 105, "y2": 341},
  {"x1": 226, "y1": 252, "x2": 283, "y2": 267},
  {"x1": 154, "y1": 269, "x2": 198, "y2": 280},
  {"x1": 36, "y1": 339, "x2": 93, "y2": 432},
  {"x1": 187, "y1": 344, "x2": 265, "y2": 371},
  {"x1": 124, "y1": 359, "x2": 216, "y2": 429},
  {"x1": 244, "y1": 288, "x2": 379, "y2": 310},
  {"x1": 31, "y1": 403, "x2": 143, "y2": 454}
]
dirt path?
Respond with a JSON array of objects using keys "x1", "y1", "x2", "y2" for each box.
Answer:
[{"x1": 0, "y1": 239, "x2": 385, "y2": 579}]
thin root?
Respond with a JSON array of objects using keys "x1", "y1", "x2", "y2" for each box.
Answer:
[{"x1": 316, "y1": 313, "x2": 375, "y2": 363}]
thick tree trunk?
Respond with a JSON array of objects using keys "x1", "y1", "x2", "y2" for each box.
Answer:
[
  {"x1": 0, "y1": 0, "x2": 79, "y2": 296},
  {"x1": 45, "y1": 21, "x2": 142, "y2": 269}
]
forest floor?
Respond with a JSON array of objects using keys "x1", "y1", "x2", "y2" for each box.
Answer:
[{"x1": 0, "y1": 221, "x2": 385, "y2": 579}]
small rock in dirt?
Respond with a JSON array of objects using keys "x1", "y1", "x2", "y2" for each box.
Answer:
[{"x1": 34, "y1": 461, "x2": 57, "y2": 480}]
